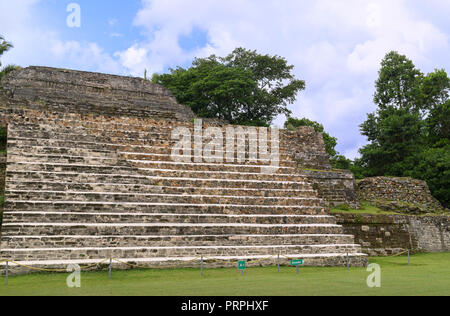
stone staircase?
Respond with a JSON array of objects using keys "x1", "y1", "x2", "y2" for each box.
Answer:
[{"x1": 0, "y1": 111, "x2": 367, "y2": 273}]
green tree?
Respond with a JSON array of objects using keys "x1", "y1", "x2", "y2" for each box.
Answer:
[
  {"x1": 359, "y1": 51, "x2": 450, "y2": 207},
  {"x1": 420, "y1": 69, "x2": 450, "y2": 147},
  {"x1": 420, "y1": 69, "x2": 450, "y2": 111},
  {"x1": 359, "y1": 107, "x2": 425, "y2": 176},
  {"x1": 373, "y1": 51, "x2": 423, "y2": 112},
  {"x1": 407, "y1": 146, "x2": 450, "y2": 208},
  {"x1": 0, "y1": 36, "x2": 19, "y2": 80},
  {"x1": 359, "y1": 52, "x2": 427, "y2": 176},
  {"x1": 426, "y1": 101, "x2": 450, "y2": 147},
  {"x1": 0, "y1": 35, "x2": 13, "y2": 68},
  {"x1": 153, "y1": 48, "x2": 305, "y2": 126}
]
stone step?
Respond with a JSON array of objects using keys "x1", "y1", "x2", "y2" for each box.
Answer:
[
  {"x1": 1, "y1": 234, "x2": 356, "y2": 249},
  {"x1": 126, "y1": 160, "x2": 295, "y2": 174},
  {"x1": 8, "y1": 138, "x2": 294, "y2": 159},
  {"x1": 1, "y1": 223, "x2": 344, "y2": 236},
  {"x1": 2, "y1": 212, "x2": 336, "y2": 225},
  {"x1": 4, "y1": 191, "x2": 321, "y2": 206},
  {"x1": 6, "y1": 172, "x2": 314, "y2": 190},
  {"x1": 6, "y1": 145, "x2": 116, "y2": 158},
  {"x1": 3, "y1": 201, "x2": 327, "y2": 215},
  {"x1": 7, "y1": 156, "x2": 296, "y2": 174},
  {"x1": 7, "y1": 162, "x2": 307, "y2": 182},
  {"x1": 0, "y1": 253, "x2": 369, "y2": 275},
  {"x1": 9, "y1": 124, "x2": 285, "y2": 144},
  {"x1": 10, "y1": 115, "x2": 285, "y2": 136},
  {"x1": 8, "y1": 130, "x2": 290, "y2": 152},
  {"x1": 6, "y1": 182, "x2": 317, "y2": 198},
  {"x1": 10, "y1": 122, "x2": 186, "y2": 136},
  {"x1": 0, "y1": 244, "x2": 362, "y2": 262},
  {"x1": 120, "y1": 152, "x2": 297, "y2": 167},
  {"x1": 6, "y1": 151, "x2": 297, "y2": 168}
]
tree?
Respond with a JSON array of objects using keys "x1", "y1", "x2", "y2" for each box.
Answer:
[
  {"x1": 420, "y1": 69, "x2": 450, "y2": 147},
  {"x1": 359, "y1": 107, "x2": 425, "y2": 176},
  {"x1": 426, "y1": 101, "x2": 450, "y2": 147},
  {"x1": 153, "y1": 48, "x2": 305, "y2": 126},
  {"x1": 407, "y1": 146, "x2": 450, "y2": 208},
  {"x1": 359, "y1": 52, "x2": 427, "y2": 176},
  {"x1": 373, "y1": 51, "x2": 423, "y2": 112},
  {"x1": 0, "y1": 36, "x2": 19, "y2": 81},
  {"x1": 359, "y1": 51, "x2": 450, "y2": 207},
  {"x1": 420, "y1": 69, "x2": 450, "y2": 111},
  {"x1": 0, "y1": 35, "x2": 13, "y2": 68}
]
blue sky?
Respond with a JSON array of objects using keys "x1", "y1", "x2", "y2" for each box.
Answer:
[{"x1": 1, "y1": 0, "x2": 450, "y2": 159}]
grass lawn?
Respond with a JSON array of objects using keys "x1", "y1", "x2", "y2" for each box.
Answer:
[{"x1": 0, "y1": 253, "x2": 449, "y2": 296}]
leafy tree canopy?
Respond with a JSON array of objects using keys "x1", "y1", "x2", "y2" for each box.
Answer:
[
  {"x1": 0, "y1": 36, "x2": 19, "y2": 81},
  {"x1": 358, "y1": 51, "x2": 450, "y2": 207},
  {"x1": 0, "y1": 35, "x2": 13, "y2": 68},
  {"x1": 153, "y1": 48, "x2": 305, "y2": 126},
  {"x1": 373, "y1": 51, "x2": 423, "y2": 112}
]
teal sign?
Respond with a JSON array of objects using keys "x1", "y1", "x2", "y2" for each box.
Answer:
[
  {"x1": 238, "y1": 261, "x2": 246, "y2": 270},
  {"x1": 291, "y1": 260, "x2": 304, "y2": 266}
]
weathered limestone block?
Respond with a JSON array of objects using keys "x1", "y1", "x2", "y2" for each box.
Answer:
[
  {"x1": 0, "y1": 66, "x2": 196, "y2": 121},
  {"x1": 282, "y1": 127, "x2": 332, "y2": 171},
  {"x1": 357, "y1": 177, "x2": 444, "y2": 214},
  {"x1": 300, "y1": 169, "x2": 359, "y2": 209},
  {"x1": 335, "y1": 213, "x2": 450, "y2": 256}
]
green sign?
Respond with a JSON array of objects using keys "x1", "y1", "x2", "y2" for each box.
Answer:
[
  {"x1": 291, "y1": 260, "x2": 304, "y2": 266},
  {"x1": 238, "y1": 261, "x2": 246, "y2": 270}
]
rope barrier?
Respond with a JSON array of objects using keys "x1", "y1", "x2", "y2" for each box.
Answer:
[
  {"x1": 0, "y1": 255, "x2": 293, "y2": 273},
  {"x1": 1, "y1": 251, "x2": 415, "y2": 274},
  {"x1": 1, "y1": 257, "x2": 111, "y2": 273},
  {"x1": 112, "y1": 257, "x2": 204, "y2": 269},
  {"x1": 383, "y1": 249, "x2": 411, "y2": 258}
]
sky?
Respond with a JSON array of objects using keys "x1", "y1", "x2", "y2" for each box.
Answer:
[{"x1": 1, "y1": 0, "x2": 449, "y2": 159}]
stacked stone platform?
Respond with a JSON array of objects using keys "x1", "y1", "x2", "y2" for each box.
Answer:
[{"x1": 0, "y1": 109, "x2": 367, "y2": 274}]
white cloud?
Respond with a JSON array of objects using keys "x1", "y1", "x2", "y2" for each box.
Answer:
[
  {"x1": 0, "y1": 0, "x2": 123, "y2": 74},
  {"x1": 50, "y1": 41, "x2": 123, "y2": 74},
  {"x1": 347, "y1": 1, "x2": 449, "y2": 75},
  {"x1": 1, "y1": 0, "x2": 449, "y2": 159}
]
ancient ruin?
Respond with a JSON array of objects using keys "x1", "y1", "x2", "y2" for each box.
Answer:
[
  {"x1": 357, "y1": 177, "x2": 444, "y2": 214},
  {"x1": 0, "y1": 66, "x2": 368, "y2": 273}
]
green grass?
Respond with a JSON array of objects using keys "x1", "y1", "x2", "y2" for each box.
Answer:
[
  {"x1": 330, "y1": 202, "x2": 398, "y2": 215},
  {"x1": 0, "y1": 253, "x2": 449, "y2": 296}
]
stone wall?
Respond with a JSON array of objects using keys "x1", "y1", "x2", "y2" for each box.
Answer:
[
  {"x1": 0, "y1": 66, "x2": 358, "y2": 209},
  {"x1": 0, "y1": 66, "x2": 196, "y2": 121},
  {"x1": 335, "y1": 213, "x2": 450, "y2": 256},
  {"x1": 358, "y1": 177, "x2": 444, "y2": 214},
  {"x1": 0, "y1": 156, "x2": 5, "y2": 194},
  {"x1": 300, "y1": 169, "x2": 359, "y2": 209},
  {"x1": 281, "y1": 127, "x2": 331, "y2": 170}
]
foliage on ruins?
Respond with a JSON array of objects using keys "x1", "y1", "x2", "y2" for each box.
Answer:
[
  {"x1": 152, "y1": 48, "x2": 305, "y2": 126},
  {"x1": 284, "y1": 117, "x2": 338, "y2": 158},
  {"x1": 0, "y1": 36, "x2": 20, "y2": 80},
  {"x1": 358, "y1": 51, "x2": 450, "y2": 207},
  {"x1": 0, "y1": 35, "x2": 13, "y2": 65},
  {"x1": 283, "y1": 117, "x2": 364, "y2": 174}
]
